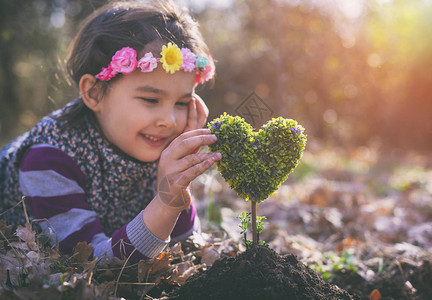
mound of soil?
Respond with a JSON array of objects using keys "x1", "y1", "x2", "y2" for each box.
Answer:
[{"x1": 165, "y1": 245, "x2": 354, "y2": 300}]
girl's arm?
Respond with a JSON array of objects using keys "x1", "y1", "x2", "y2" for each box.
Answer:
[{"x1": 19, "y1": 144, "x2": 194, "y2": 263}]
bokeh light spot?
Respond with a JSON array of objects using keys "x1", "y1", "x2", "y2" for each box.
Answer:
[{"x1": 323, "y1": 109, "x2": 338, "y2": 124}]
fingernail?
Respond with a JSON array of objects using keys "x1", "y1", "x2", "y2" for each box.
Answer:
[
  {"x1": 214, "y1": 152, "x2": 222, "y2": 159},
  {"x1": 210, "y1": 134, "x2": 217, "y2": 140}
]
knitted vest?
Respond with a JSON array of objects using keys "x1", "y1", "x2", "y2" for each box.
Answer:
[{"x1": 0, "y1": 102, "x2": 158, "y2": 235}]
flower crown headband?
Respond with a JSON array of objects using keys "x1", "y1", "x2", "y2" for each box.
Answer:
[{"x1": 96, "y1": 42, "x2": 214, "y2": 85}]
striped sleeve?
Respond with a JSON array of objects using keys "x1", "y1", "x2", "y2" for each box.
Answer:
[{"x1": 19, "y1": 144, "x2": 168, "y2": 263}]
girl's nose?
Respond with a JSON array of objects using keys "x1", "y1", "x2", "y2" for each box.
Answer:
[{"x1": 155, "y1": 108, "x2": 176, "y2": 129}]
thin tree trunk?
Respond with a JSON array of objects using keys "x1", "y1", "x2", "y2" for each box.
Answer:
[{"x1": 251, "y1": 201, "x2": 257, "y2": 244}]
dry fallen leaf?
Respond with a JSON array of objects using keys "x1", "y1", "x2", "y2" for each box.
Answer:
[
  {"x1": 198, "y1": 245, "x2": 220, "y2": 267},
  {"x1": 15, "y1": 223, "x2": 38, "y2": 251},
  {"x1": 169, "y1": 242, "x2": 184, "y2": 258},
  {"x1": 369, "y1": 288, "x2": 382, "y2": 300},
  {"x1": 169, "y1": 262, "x2": 199, "y2": 285},
  {"x1": 73, "y1": 242, "x2": 94, "y2": 263},
  {"x1": 336, "y1": 237, "x2": 365, "y2": 252},
  {"x1": 149, "y1": 251, "x2": 173, "y2": 275},
  {"x1": 137, "y1": 260, "x2": 153, "y2": 282},
  {"x1": 23, "y1": 250, "x2": 40, "y2": 268}
]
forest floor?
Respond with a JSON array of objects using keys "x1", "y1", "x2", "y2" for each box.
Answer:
[{"x1": 1, "y1": 143, "x2": 431, "y2": 299}]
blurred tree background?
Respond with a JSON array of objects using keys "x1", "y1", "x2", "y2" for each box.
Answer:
[{"x1": 1, "y1": 0, "x2": 432, "y2": 153}]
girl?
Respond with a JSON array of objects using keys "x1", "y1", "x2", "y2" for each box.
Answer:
[{"x1": 0, "y1": 1, "x2": 220, "y2": 264}]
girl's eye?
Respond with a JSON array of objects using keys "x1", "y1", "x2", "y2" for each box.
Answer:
[
  {"x1": 139, "y1": 98, "x2": 158, "y2": 103},
  {"x1": 176, "y1": 102, "x2": 189, "y2": 106}
]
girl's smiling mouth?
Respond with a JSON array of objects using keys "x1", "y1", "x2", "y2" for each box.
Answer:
[{"x1": 140, "y1": 133, "x2": 169, "y2": 146}]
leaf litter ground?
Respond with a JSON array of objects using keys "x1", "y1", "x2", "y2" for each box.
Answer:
[{"x1": 1, "y1": 144, "x2": 432, "y2": 299}]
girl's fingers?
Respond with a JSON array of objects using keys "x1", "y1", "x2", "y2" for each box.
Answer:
[
  {"x1": 189, "y1": 147, "x2": 200, "y2": 155},
  {"x1": 182, "y1": 94, "x2": 209, "y2": 132},
  {"x1": 193, "y1": 94, "x2": 209, "y2": 128},
  {"x1": 161, "y1": 130, "x2": 216, "y2": 162},
  {"x1": 167, "y1": 128, "x2": 212, "y2": 150},
  {"x1": 179, "y1": 95, "x2": 209, "y2": 154},
  {"x1": 183, "y1": 98, "x2": 198, "y2": 132},
  {"x1": 177, "y1": 152, "x2": 221, "y2": 173},
  {"x1": 157, "y1": 153, "x2": 221, "y2": 201},
  {"x1": 176, "y1": 134, "x2": 218, "y2": 159},
  {"x1": 175, "y1": 153, "x2": 221, "y2": 187}
]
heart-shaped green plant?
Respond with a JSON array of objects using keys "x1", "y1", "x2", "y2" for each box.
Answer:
[{"x1": 208, "y1": 113, "x2": 307, "y2": 203}]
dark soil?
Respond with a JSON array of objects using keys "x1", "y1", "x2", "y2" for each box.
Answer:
[
  {"x1": 332, "y1": 258, "x2": 432, "y2": 300},
  {"x1": 165, "y1": 245, "x2": 354, "y2": 300}
]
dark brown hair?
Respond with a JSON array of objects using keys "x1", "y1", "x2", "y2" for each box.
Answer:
[{"x1": 57, "y1": 0, "x2": 213, "y2": 127}]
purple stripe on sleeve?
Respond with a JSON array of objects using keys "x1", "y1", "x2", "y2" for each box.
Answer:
[
  {"x1": 20, "y1": 145, "x2": 87, "y2": 190},
  {"x1": 25, "y1": 193, "x2": 90, "y2": 219},
  {"x1": 112, "y1": 224, "x2": 149, "y2": 263},
  {"x1": 171, "y1": 202, "x2": 197, "y2": 238},
  {"x1": 111, "y1": 224, "x2": 129, "y2": 258},
  {"x1": 59, "y1": 219, "x2": 104, "y2": 254}
]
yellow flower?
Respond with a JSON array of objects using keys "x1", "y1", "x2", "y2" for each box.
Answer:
[{"x1": 160, "y1": 42, "x2": 183, "y2": 74}]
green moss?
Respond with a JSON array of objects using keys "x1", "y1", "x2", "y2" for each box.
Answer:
[{"x1": 208, "y1": 113, "x2": 307, "y2": 202}]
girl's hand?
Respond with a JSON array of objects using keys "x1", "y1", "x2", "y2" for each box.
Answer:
[
  {"x1": 183, "y1": 94, "x2": 209, "y2": 133},
  {"x1": 156, "y1": 128, "x2": 221, "y2": 211},
  {"x1": 184, "y1": 94, "x2": 210, "y2": 155}
]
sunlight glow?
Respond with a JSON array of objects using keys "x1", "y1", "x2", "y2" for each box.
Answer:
[{"x1": 337, "y1": 0, "x2": 365, "y2": 19}]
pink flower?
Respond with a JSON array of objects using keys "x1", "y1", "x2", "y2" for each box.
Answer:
[
  {"x1": 181, "y1": 48, "x2": 196, "y2": 72},
  {"x1": 96, "y1": 65, "x2": 117, "y2": 81},
  {"x1": 110, "y1": 47, "x2": 137, "y2": 75},
  {"x1": 195, "y1": 56, "x2": 215, "y2": 85},
  {"x1": 137, "y1": 52, "x2": 158, "y2": 72}
]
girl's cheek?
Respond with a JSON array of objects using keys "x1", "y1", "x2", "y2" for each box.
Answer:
[{"x1": 176, "y1": 109, "x2": 189, "y2": 132}]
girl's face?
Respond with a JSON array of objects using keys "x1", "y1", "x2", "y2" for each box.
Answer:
[{"x1": 93, "y1": 66, "x2": 196, "y2": 162}]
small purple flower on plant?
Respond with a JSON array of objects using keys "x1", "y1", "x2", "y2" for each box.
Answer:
[
  {"x1": 290, "y1": 125, "x2": 304, "y2": 135},
  {"x1": 249, "y1": 193, "x2": 259, "y2": 200},
  {"x1": 212, "y1": 120, "x2": 223, "y2": 131},
  {"x1": 250, "y1": 137, "x2": 259, "y2": 147}
]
